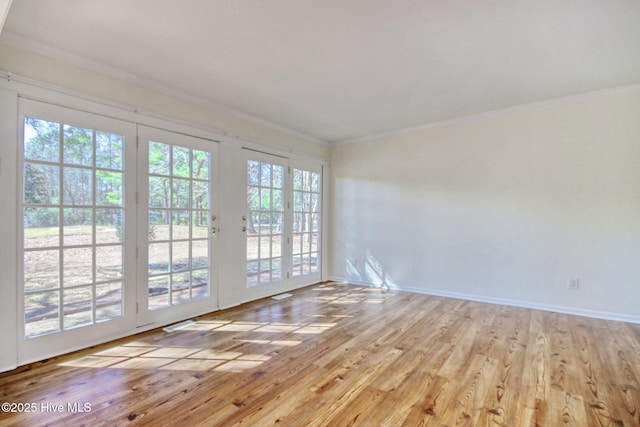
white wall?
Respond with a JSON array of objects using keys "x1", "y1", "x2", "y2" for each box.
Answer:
[
  {"x1": 0, "y1": 88, "x2": 18, "y2": 371},
  {"x1": 330, "y1": 86, "x2": 640, "y2": 321}
]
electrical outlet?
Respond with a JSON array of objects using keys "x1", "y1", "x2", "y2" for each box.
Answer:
[{"x1": 567, "y1": 278, "x2": 579, "y2": 290}]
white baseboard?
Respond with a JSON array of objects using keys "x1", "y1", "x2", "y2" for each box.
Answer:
[{"x1": 330, "y1": 277, "x2": 640, "y2": 324}]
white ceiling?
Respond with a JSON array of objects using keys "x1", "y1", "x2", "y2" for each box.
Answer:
[{"x1": 2, "y1": 1, "x2": 640, "y2": 144}]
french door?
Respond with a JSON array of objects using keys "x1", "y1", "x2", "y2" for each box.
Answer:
[
  {"x1": 244, "y1": 151, "x2": 288, "y2": 289},
  {"x1": 17, "y1": 99, "x2": 320, "y2": 364},
  {"x1": 233, "y1": 150, "x2": 322, "y2": 304},
  {"x1": 136, "y1": 126, "x2": 219, "y2": 327},
  {"x1": 18, "y1": 100, "x2": 137, "y2": 362},
  {"x1": 290, "y1": 162, "x2": 322, "y2": 285}
]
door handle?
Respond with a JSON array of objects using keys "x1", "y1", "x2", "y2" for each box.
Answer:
[
  {"x1": 211, "y1": 227, "x2": 218, "y2": 234},
  {"x1": 241, "y1": 226, "x2": 247, "y2": 232}
]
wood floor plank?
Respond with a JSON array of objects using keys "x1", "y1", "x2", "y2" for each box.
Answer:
[
  {"x1": 296, "y1": 347, "x2": 405, "y2": 426},
  {"x1": 1, "y1": 282, "x2": 639, "y2": 426},
  {"x1": 566, "y1": 316, "x2": 622, "y2": 426},
  {"x1": 597, "y1": 324, "x2": 640, "y2": 426},
  {"x1": 477, "y1": 316, "x2": 529, "y2": 426},
  {"x1": 400, "y1": 374, "x2": 451, "y2": 426},
  {"x1": 358, "y1": 352, "x2": 436, "y2": 426},
  {"x1": 441, "y1": 354, "x2": 499, "y2": 426}
]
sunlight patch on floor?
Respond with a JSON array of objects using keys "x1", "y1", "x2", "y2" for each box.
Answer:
[
  {"x1": 58, "y1": 355, "x2": 128, "y2": 368},
  {"x1": 188, "y1": 350, "x2": 243, "y2": 360},
  {"x1": 111, "y1": 357, "x2": 175, "y2": 369},
  {"x1": 235, "y1": 339, "x2": 303, "y2": 347},
  {"x1": 140, "y1": 347, "x2": 201, "y2": 358},
  {"x1": 94, "y1": 346, "x2": 153, "y2": 357},
  {"x1": 178, "y1": 321, "x2": 229, "y2": 331},
  {"x1": 294, "y1": 323, "x2": 337, "y2": 334},
  {"x1": 270, "y1": 340, "x2": 303, "y2": 347},
  {"x1": 160, "y1": 359, "x2": 226, "y2": 371},
  {"x1": 254, "y1": 323, "x2": 300, "y2": 333},
  {"x1": 216, "y1": 322, "x2": 265, "y2": 332},
  {"x1": 56, "y1": 291, "x2": 349, "y2": 373},
  {"x1": 214, "y1": 360, "x2": 263, "y2": 372}
]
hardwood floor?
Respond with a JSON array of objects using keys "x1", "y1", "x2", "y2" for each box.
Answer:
[{"x1": 1, "y1": 282, "x2": 639, "y2": 426}]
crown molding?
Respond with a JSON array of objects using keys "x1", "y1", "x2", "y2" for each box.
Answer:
[{"x1": 0, "y1": 32, "x2": 329, "y2": 147}]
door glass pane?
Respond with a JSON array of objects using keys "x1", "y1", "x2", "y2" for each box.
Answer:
[
  {"x1": 24, "y1": 118, "x2": 60, "y2": 163},
  {"x1": 172, "y1": 241, "x2": 190, "y2": 272},
  {"x1": 172, "y1": 146, "x2": 190, "y2": 178},
  {"x1": 24, "y1": 163, "x2": 60, "y2": 205},
  {"x1": 192, "y1": 150, "x2": 209, "y2": 179},
  {"x1": 96, "y1": 208, "x2": 123, "y2": 244},
  {"x1": 96, "y1": 245, "x2": 123, "y2": 282},
  {"x1": 24, "y1": 249, "x2": 59, "y2": 292},
  {"x1": 193, "y1": 181, "x2": 209, "y2": 210},
  {"x1": 96, "y1": 171, "x2": 123, "y2": 206},
  {"x1": 172, "y1": 179, "x2": 190, "y2": 208},
  {"x1": 22, "y1": 117, "x2": 125, "y2": 338},
  {"x1": 149, "y1": 209, "x2": 169, "y2": 241},
  {"x1": 24, "y1": 207, "x2": 59, "y2": 249},
  {"x1": 172, "y1": 210, "x2": 190, "y2": 240},
  {"x1": 63, "y1": 167, "x2": 93, "y2": 205},
  {"x1": 192, "y1": 269, "x2": 209, "y2": 300},
  {"x1": 292, "y1": 169, "x2": 321, "y2": 277},
  {"x1": 149, "y1": 275, "x2": 170, "y2": 310},
  {"x1": 63, "y1": 247, "x2": 93, "y2": 286},
  {"x1": 192, "y1": 211, "x2": 208, "y2": 239},
  {"x1": 149, "y1": 242, "x2": 170, "y2": 275},
  {"x1": 149, "y1": 141, "x2": 170, "y2": 175},
  {"x1": 63, "y1": 208, "x2": 92, "y2": 246},
  {"x1": 192, "y1": 240, "x2": 209, "y2": 269},
  {"x1": 96, "y1": 132, "x2": 123, "y2": 170},
  {"x1": 96, "y1": 282, "x2": 123, "y2": 321},
  {"x1": 171, "y1": 272, "x2": 191, "y2": 305},
  {"x1": 25, "y1": 291, "x2": 60, "y2": 337},
  {"x1": 63, "y1": 285, "x2": 93, "y2": 329},
  {"x1": 246, "y1": 160, "x2": 284, "y2": 287},
  {"x1": 63, "y1": 126, "x2": 93, "y2": 166},
  {"x1": 147, "y1": 141, "x2": 211, "y2": 310}
]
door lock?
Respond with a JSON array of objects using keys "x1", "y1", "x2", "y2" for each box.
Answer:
[{"x1": 211, "y1": 227, "x2": 218, "y2": 234}]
